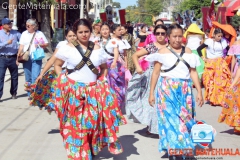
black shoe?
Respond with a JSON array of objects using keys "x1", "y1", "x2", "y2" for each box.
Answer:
[{"x1": 12, "y1": 94, "x2": 17, "y2": 99}]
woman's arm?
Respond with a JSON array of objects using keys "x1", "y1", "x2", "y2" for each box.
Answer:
[
  {"x1": 190, "y1": 68, "x2": 204, "y2": 107},
  {"x1": 35, "y1": 48, "x2": 59, "y2": 83},
  {"x1": 196, "y1": 43, "x2": 208, "y2": 58},
  {"x1": 99, "y1": 63, "x2": 108, "y2": 77},
  {"x1": 54, "y1": 58, "x2": 64, "y2": 75},
  {"x1": 149, "y1": 61, "x2": 161, "y2": 106},
  {"x1": 39, "y1": 43, "x2": 48, "y2": 49},
  {"x1": 110, "y1": 47, "x2": 119, "y2": 69},
  {"x1": 132, "y1": 48, "x2": 148, "y2": 74},
  {"x1": 230, "y1": 67, "x2": 240, "y2": 88},
  {"x1": 231, "y1": 55, "x2": 236, "y2": 75}
]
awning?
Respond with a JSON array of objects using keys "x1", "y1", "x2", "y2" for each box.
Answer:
[{"x1": 224, "y1": 0, "x2": 240, "y2": 16}]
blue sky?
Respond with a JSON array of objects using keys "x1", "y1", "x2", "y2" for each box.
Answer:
[{"x1": 114, "y1": 0, "x2": 137, "y2": 9}]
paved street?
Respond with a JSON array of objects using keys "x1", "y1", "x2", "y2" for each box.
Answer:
[{"x1": 0, "y1": 68, "x2": 240, "y2": 160}]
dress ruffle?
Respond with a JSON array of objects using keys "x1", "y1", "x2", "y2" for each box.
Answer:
[{"x1": 55, "y1": 74, "x2": 126, "y2": 159}]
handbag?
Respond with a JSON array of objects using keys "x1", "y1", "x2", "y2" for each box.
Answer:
[
  {"x1": 18, "y1": 32, "x2": 36, "y2": 63},
  {"x1": 32, "y1": 45, "x2": 45, "y2": 61}
]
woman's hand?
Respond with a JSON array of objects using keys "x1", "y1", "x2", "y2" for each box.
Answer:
[
  {"x1": 148, "y1": 94, "x2": 155, "y2": 107},
  {"x1": 136, "y1": 66, "x2": 143, "y2": 75},
  {"x1": 196, "y1": 92, "x2": 204, "y2": 107},
  {"x1": 110, "y1": 62, "x2": 117, "y2": 69},
  {"x1": 35, "y1": 74, "x2": 43, "y2": 83}
]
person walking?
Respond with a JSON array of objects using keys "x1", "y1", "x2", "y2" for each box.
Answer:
[
  {"x1": 0, "y1": 18, "x2": 21, "y2": 101},
  {"x1": 17, "y1": 19, "x2": 48, "y2": 100},
  {"x1": 147, "y1": 24, "x2": 204, "y2": 157}
]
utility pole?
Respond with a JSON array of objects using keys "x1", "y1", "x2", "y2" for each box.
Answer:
[
  {"x1": 80, "y1": 0, "x2": 84, "y2": 18},
  {"x1": 9, "y1": 0, "x2": 18, "y2": 30}
]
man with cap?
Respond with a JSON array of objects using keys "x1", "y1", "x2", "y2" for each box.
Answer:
[
  {"x1": 127, "y1": 21, "x2": 133, "y2": 35},
  {"x1": 0, "y1": 18, "x2": 21, "y2": 102}
]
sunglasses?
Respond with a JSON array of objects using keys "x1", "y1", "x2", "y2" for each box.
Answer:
[{"x1": 155, "y1": 32, "x2": 166, "y2": 36}]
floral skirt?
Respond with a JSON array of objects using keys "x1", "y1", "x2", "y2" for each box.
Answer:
[
  {"x1": 55, "y1": 73, "x2": 126, "y2": 159},
  {"x1": 126, "y1": 67, "x2": 158, "y2": 134},
  {"x1": 219, "y1": 80, "x2": 240, "y2": 132},
  {"x1": 156, "y1": 77, "x2": 196, "y2": 153},
  {"x1": 202, "y1": 57, "x2": 231, "y2": 106},
  {"x1": 107, "y1": 59, "x2": 126, "y2": 108},
  {"x1": 29, "y1": 70, "x2": 58, "y2": 113}
]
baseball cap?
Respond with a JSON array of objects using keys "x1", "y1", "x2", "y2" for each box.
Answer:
[{"x1": 2, "y1": 18, "x2": 13, "y2": 25}]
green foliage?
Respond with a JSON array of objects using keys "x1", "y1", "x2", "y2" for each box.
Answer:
[
  {"x1": 177, "y1": 0, "x2": 211, "y2": 19},
  {"x1": 112, "y1": 2, "x2": 121, "y2": 8},
  {"x1": 144, "y1": 0, "x2": 163, "y2": 16},
  {"x1": 230, "y1": 15, "x2": 240, "y2": 28}
]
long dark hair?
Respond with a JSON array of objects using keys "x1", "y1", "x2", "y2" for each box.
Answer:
[
  {"x1": 73, "y1": 18, "x2": 92, "y2": 33},
  {"x1": 167, "y1": 24, "x2": 183, "y2": 36},
  {"x1": 111, "y1": 24, "x2": 121, "y2": 33},
  {"x1": 154, "y1": 19, "x2": 164, "y2": 25},
  {"x1": 153, "y1": 24, "x2": 167, "y2": 35},
  {"x1": 65, "y1": 26, "x2": 74, "y2": 36}
]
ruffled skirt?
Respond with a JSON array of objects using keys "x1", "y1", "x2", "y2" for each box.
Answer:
[
  {"x1": 106, "y1": 59, "x2": 126, "y2": 108},
  {"x1": 125, "y1": 67, "x2": 158, "y2": 134},
  {"x1": 219, "y1": 80, "x2": 240, "y2": 132},
  {"x1": 31, "y1": 72, "x2": 127, "y2": 159},
  {"x1": 202, "y1": 57, "x2": 231, "y2": 106},
  {"x1": 155, "y1": 77, "x2": 196, "y2": 152}
]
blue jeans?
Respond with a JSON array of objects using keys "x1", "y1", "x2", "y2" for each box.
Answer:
[
  {"x1": 0, "y1": 56, "x2": 18, "y2": 98},
  {"x1": 23, "y1": 58, "x2": 42, "y2": 97}
]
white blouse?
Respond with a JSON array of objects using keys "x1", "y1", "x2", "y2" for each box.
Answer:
[
  {"x1": 94, "y1": 37, "x2": 131, "y2": 58},
  {"x1": 55, "y1": 45, "x2": 108, "y2": 83},
  {"x1": 204, "y1": 38, "x2": 228, "y2": 59},
  {"x1": 146, "y1": 53, "x2": 200, "y2": 79}
]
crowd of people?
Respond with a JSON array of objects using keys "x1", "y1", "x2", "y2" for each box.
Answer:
[{"x1": 1, "y1": 16, "x2": 240, "y2": 160}]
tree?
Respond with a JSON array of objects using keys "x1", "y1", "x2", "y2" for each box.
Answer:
[
  {"x1": 230, "y1": 15, "x2": 240, "y2": 28},
  {"x1": 112, "y1": 2, "x2": 121, "y2": 8},
  {"x1": 177, "y1": 0, "x2": 211, "y2": 19},
  {"x1": 144, "y1": 0, "x2": 163, "y2": 16},
  {"x1": 125, "y1": 5, "x2": 139, "y2": 23}
]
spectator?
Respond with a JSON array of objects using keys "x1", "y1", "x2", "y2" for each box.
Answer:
[
  {"x1": 126, "y1": 21, "x2": 133, "y2": 35},
  {"x1": 17, "y1": 19, "x2": 48, "y2": 100},
  {"x1": 0, "y1": 18, "x2": 21, "y2": 101}
]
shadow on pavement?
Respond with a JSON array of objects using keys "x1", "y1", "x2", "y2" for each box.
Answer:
[
  {"x1": 134, "y1": 127, "x2": 159, "y2": 139},
  {"x1": 94, "y1": 135, "x2": 139, "y2": 160},
  {"x1": 220, "y1": 129, "x2": 240, "y2": 135},
  {"x1": 48, "y1": 129, "x2": 60, "y2": 134},
  {"x1": 1, "y1": 93, "x2": 28, "y2": 102}
]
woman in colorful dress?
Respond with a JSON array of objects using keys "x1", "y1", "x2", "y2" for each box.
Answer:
[
  {"x1": 136, "y1": 25, "x2": 148, "y2": 50},
  {"x1": 121, "y1": 25, "x2": 137, "y2": 75},
  {"x1": 126, "y1": 24, "x2": 168, "y2": 134},
  {"x1": 147, "y1": 24, "x2": 204, "y2": 156},
  {"x1": 29, "y1": 27, "x2": 76, "y2": 111},
  {"x1": 219, "y1": 40, "x2": 240, "y2": 133},
  {"x1": 197, "y1": 28, "x2": 231, "y2": 106},
  {"x1": 184, "y1": 23, "x2": 205, "y2": 79},
  {"x1": 53, "y1": 19, "x2": 126, "y2": 159},
  {"x1": 144, "y1": 19, "x2": 164, "y2": 46}
]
